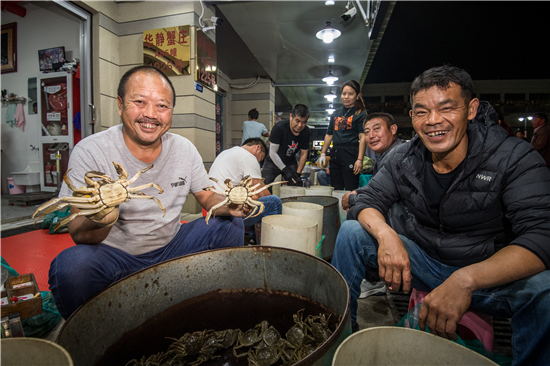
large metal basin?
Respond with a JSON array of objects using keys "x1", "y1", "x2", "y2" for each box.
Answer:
[
  {"x1": 57, "y1": 246, "x2": 351, "y2": 366},
  {"x1": 281, "y1": 196, "x2": 341, "y2": 260}
]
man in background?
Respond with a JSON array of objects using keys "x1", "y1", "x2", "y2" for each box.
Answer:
[
  {"x1": 341, "y1": 112, "x2": 404, "y2": 299},
  {"x1": 515, "y1": 128, "x2": 529, "y2": 142},
  {"x1": 242, "y1": 108, "x2": 269, "y2": 144},
  {"x1": 531, "y1": 112, "x2": 550, "y2": 171},
  {"x1": 262, "y1": 104, "x2": 311, "y2": 188},
  {"x1": 209, "y1": 138, "x2": 282, "y2": 244}
]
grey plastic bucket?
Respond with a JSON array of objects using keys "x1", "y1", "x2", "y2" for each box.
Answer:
[
  {"x1": 281, "y1": 196, "x2": 340, "y2": 260},
  {"x1": 57, "y1": 246, "x2": 351, "y2": 366}
]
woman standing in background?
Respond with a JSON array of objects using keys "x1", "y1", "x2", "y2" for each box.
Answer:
[{"x1": 319, "y1": 80, "x2": 367, "y2": 191}]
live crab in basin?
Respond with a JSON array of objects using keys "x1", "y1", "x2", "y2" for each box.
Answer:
[
  {"x1": 33, "y1": 162, "x2": 165, "y2": 232},
  {"x1": 203, "y1": 175, "x2": 286, "y2": 225}
]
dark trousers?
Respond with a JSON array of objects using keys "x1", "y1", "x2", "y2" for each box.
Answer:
[
  {"x1": 330, "y1": 145, "x2": 359, "y2": 191},
  {"x1": 262, "y1": 159, "x2": 298, "y2": 192}
]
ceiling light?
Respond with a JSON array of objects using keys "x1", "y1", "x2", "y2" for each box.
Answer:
[
  {"x1": 322, "y1": 69, "x2": 338, "y2": 85},
  {"x1": 316, "y1": 21, "x2": 341, "y2": 44},
  {"x1": 328, "y1": 56, "x2": 335, "y2": 63},
  {"x1": 326, "y1": 104, "x2": 335, "y2": 114},
  {"x1": 325, "y1": 0, "x2": 335, "y2": 5},
  {"x1": 324, "y1": 90, "x2": 337, "y2": 102}
]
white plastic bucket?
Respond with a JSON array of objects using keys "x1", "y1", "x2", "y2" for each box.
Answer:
[
  {"x1": 7, "y1": 177, "x2": 26, "y2": 195},
  {"x1": 332, "y1": 327, "x2": 498, "y2": 366},
  {"x1": 279, "y1": 186, "x2": 306, "y2": 199},
  {"x1": 271, "y1": 175, "x2": 282, "y2": 197},
  {"x1": 1, "y1": 338, "x2": 74, "y2": 365},
  {"x1": 332, "y1": 190, "x2": 348, "y2": 223},
  {"x1": 282, "y1": 202, "x2": 324, "y2": 244},
  {"x1": 261, "y1": 214, "x2": 318, "y2": 255},
  {"x1": 305, "y1": 186, "x2": 334, "y2": 196}
]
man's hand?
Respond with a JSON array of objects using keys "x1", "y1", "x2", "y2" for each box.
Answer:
[
  {"x1": 227, "y1": 203, "x2": 252, "y2": 218},
  {"x1": 341, "y1": 190, "x2": 357, "y2": 211},
  {"x1": 377, "y1": 230, "x2": 412, "y2": 294},
  {"x1": 87, "y1": 206, "x2": 120, "y2": 228},
  {"x1": 282, "y1": 167, "x2": 302, "y2": 186},
  {"x1": 318, "y1": 154, "x2": 327, "y2": 168},
  {"x1": 353, "y1": 159, "x2": 362, "y2": 175},
  {"x1": 418, "y1": 272, "x2": 473, "y2": 341}
]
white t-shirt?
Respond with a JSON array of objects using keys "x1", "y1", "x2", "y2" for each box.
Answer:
[
  {"x1": 208, "y1": 146, "x2": 261, "y2": 191},
  {"x1": 59, "y1": 125, "x2": 212, "y2": 255}
]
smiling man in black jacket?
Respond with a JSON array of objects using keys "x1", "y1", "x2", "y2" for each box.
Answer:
[{"x1": 332, "y1": 65, "x2": 550, "y2": 365}]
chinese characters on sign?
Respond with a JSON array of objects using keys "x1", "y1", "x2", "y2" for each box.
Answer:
[
  {"x1": 143, "y1": 25, "x2": 191, "y2": 76},
  {"x1": 195, "y1": 30, "x2": 217, "y2": 91}
]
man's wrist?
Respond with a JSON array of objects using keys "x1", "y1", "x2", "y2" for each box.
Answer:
[{"x1": 348, "y1": 193, "x2": 358, "y2": 206}]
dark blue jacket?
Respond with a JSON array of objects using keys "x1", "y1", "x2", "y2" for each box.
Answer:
[{"x1": 349, "y1": 102, "x2": 550, "y2": 267}]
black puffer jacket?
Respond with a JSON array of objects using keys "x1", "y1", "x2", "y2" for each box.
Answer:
[{"x1": 350, "y1": 102, "x2": 550, "y2": 268}]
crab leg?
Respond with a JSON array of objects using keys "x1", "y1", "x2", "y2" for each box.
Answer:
[
  {"x1": 223, "y1": 179, "x2": 234, "y2": 189},
  {"x1": 202, "y1": 186, "x2": 227, "y2": 196},
  {"x1": 205, "y1": 198, "x2": 229, "y2": 225},
  {"x1": 122, "y1": 163, "x2": 154, "y2": 186},
  {"x1": 244, "y1": 202, "x2": 261, "y2": 220},
  {"x1": 246, "y1": 199, "x2": 265, "y2": 219},
  {"x1": 251, "y1": 181, "x2": 288, "y2": 196},
  {"x1": 33, "y1": 196, "x2": 101, "y2": 218},
  {"x1": 33, "y1": 201, "x2": 106, "y2": 223},
  {"x1": 53, "y1": 206, "x2": 106, "y2": 232},
  {"x1": 128, "y1": 182, "x2": 164, "y2": 194},
  {"x1": 128, "y1": 194, "x2": 166, "y2": 217}
]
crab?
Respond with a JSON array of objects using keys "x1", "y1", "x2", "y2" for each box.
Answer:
[
  {"x1": 33, "y1": 162, "x2": 165, "y2": 232},
  {"x1": 203, "y1": 175, "x2": 287, "y2": 225},
  {"x1": 233, "y1": 321, "x2": 268, "y2": 357},
  {"x1": 305, "y1": 313, "x2": 333, "y2": 344}
]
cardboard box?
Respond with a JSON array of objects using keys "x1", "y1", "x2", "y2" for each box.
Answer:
[{"x1": 1, "y1": 274, "x2": 42, "y2": 319}]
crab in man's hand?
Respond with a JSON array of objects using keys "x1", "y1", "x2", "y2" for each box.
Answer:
[
  {"x1": 202, "y1": 175, "x2": 286, "y2": 225},
  {"x1": 33, "y1": 162, "x2": 165, "y2": 232}
]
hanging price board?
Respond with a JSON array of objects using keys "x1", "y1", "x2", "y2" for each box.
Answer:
[{"x1": 195, "y1": 29, "x2": 217, "y2": 91}]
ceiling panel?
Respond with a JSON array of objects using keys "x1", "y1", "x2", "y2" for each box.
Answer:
[{"x1": 213, "y1": 1, "x2": 392, "y2": 122}]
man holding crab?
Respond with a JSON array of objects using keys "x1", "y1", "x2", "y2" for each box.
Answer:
[
  {"x1": 332, "y1": 65, "x2": 550, "y2": 364},
  {"x1": 49, "y1": 65, "x2": 250, "y2": 319},
  {"x1": 208, "y1": 137, "x2": 283, "y2": 244}
]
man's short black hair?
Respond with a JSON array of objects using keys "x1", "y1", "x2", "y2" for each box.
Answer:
[
  {"x1": 242, "y1": 137, "x2": 268, "y2": 155},
  {"x1": 291, "y1": 104, "x2": 310, "y2": 119},
  {"x1": 248, "y1": 108, "x2": 259, "y2": 120},
  {"x1": 117, "y1": 65, "x2": 176, "y2": 107},
  {"x1": 364, "y1": 112, "x2": 396, "y2": 130},
  {"x1": 534, "y1": 112, "x2": 548, "y2": 123},
  {"x1": 410, "y1": 65, "x2": 474, "y2": 105}
]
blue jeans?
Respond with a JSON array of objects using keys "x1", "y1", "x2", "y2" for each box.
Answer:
[
  {"x1": 332, "y1": 220, "x2": 550, "y2": 366},
  {"x1": 49, "y1": 216, "x2": 244, "y2": 319},
  {"x1": 317, "y1": 170, "x2": 331, "y2": 186},
  {"x1": 242, "y1": 195, "x2": 282, "y2": 244}
]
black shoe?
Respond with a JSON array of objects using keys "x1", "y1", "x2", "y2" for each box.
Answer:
[{"x1": 352, "y1": 321, "x2": 360, "y2": 333}]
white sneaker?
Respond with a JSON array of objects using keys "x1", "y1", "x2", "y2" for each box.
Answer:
[{"x1": 359, "y1": 279, "x2": 386, "y2": 299}]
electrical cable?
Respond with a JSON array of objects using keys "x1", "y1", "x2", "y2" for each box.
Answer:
[
  {"x1": 198, "y1": 0, "x2": 206, "y2": 28},
  {"x1": 229, "y1": 76, "x2": 261, "y2": 89}
]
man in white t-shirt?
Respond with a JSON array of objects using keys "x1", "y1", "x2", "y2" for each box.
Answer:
[
  {"x1": 209, "y1": 138, "x2": 282, "y2": 244},
  {"x1": 241, "y1": 108, "x2": 269, "y2": 144},
  {"x1": 48, "y1": 65, "x2": 249, "y2": 319}
]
